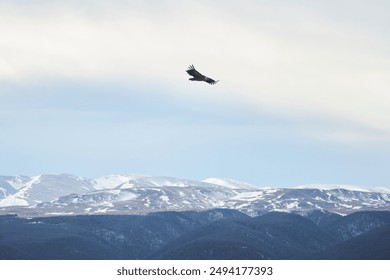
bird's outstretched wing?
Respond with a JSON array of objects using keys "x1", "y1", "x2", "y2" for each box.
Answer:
[
  {"x1": 204, "y1": 77, "x2": 218, "y2": 85},
  {"x1": 186, "y1": 64, "x2": 205, "y2": 79}
]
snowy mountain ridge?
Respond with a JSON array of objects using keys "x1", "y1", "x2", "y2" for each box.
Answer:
[{"x1": 0, "y1": 174, "x2": 389, "y2": 217}]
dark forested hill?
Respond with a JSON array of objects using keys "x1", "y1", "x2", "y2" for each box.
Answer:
[{"x1": 1, "y1": 210, "x2": 389, "y2": 260}]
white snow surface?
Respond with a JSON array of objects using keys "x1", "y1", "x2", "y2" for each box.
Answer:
[
  {"x1": 92, "y1": 174, "x2": 146, "y2": 190},
  {"x1": 0, "y1": 176, "x2": 41, "y2": 206},
  {"x1": 0, "y1": 195, "x2": 29, "y2": 207},
  {"x1": 6, "y1": 176, "x2": 30, "y2": 190},
  {"x1": 294, "y1": 184, "x2": 390, "y2": 193},
  {"x1": 92, "y1": 175, "x2": 215, "y2": 190},
  {"x1": 203, "y1": 178, "x2": 259, "y2": 190},
  {"x1": 16, "y1": 175, "x2": 41, "y2": 199}
]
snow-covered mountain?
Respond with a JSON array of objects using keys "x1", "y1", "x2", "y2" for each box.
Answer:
[
  {"x1": 0, "y1": 174, "x2": 94, "y2": 207},
  {"x1": 0, "y1": 175, "x2": 30, "y2": 199},
  {"x1": 0, "y1": 174, "x2": 389, "y2": 217}
]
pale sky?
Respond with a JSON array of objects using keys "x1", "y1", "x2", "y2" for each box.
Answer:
[{"x1": 1, "y1": 0, "x2": 389, "y2": 187}]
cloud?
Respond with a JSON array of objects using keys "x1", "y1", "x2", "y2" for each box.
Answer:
[{"x1": 1, "y1": 0, "x2": 390, "y2": 142}]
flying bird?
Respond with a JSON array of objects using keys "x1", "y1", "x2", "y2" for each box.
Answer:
[{"x1": 186, "y1": 64, "x2": 219, "y2": 85}]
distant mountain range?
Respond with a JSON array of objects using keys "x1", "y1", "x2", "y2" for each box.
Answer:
[
  {"x1": 0, "y1": 174, "x2": 389, "y2": 217},
  {"x1": 1, "y1": 174, "x2": 390, "y2": 260}
]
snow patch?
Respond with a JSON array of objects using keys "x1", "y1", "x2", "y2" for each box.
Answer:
[
  {"x1": 92, "y1": 174, "x2": 145, "y2": 190},
  {"x1": 294, "y1": 184, "x2": 373, "y2": 193},
  {"x1": 230, "y1": 191, "x2": 265, "y2": 201},
  {"x1": 285, "y1": 201, "x2": 299, "y2": 209},
  {"x1": 6, "y1": 176, "x2": 29, "y2": 190},
  {"x1": 203, "y1": 178, "x2": 259, "y2": 190},
  {"x1": 45, "y1": 212, "x2": 75, "y2": 216},
  {"x1": 0, "y1": 196, "x2": 29, "y2": 207}
]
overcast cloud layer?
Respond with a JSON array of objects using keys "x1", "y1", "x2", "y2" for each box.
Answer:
[{"x1": 1, "y1": 1, "x2": 389, "y2": 186}]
